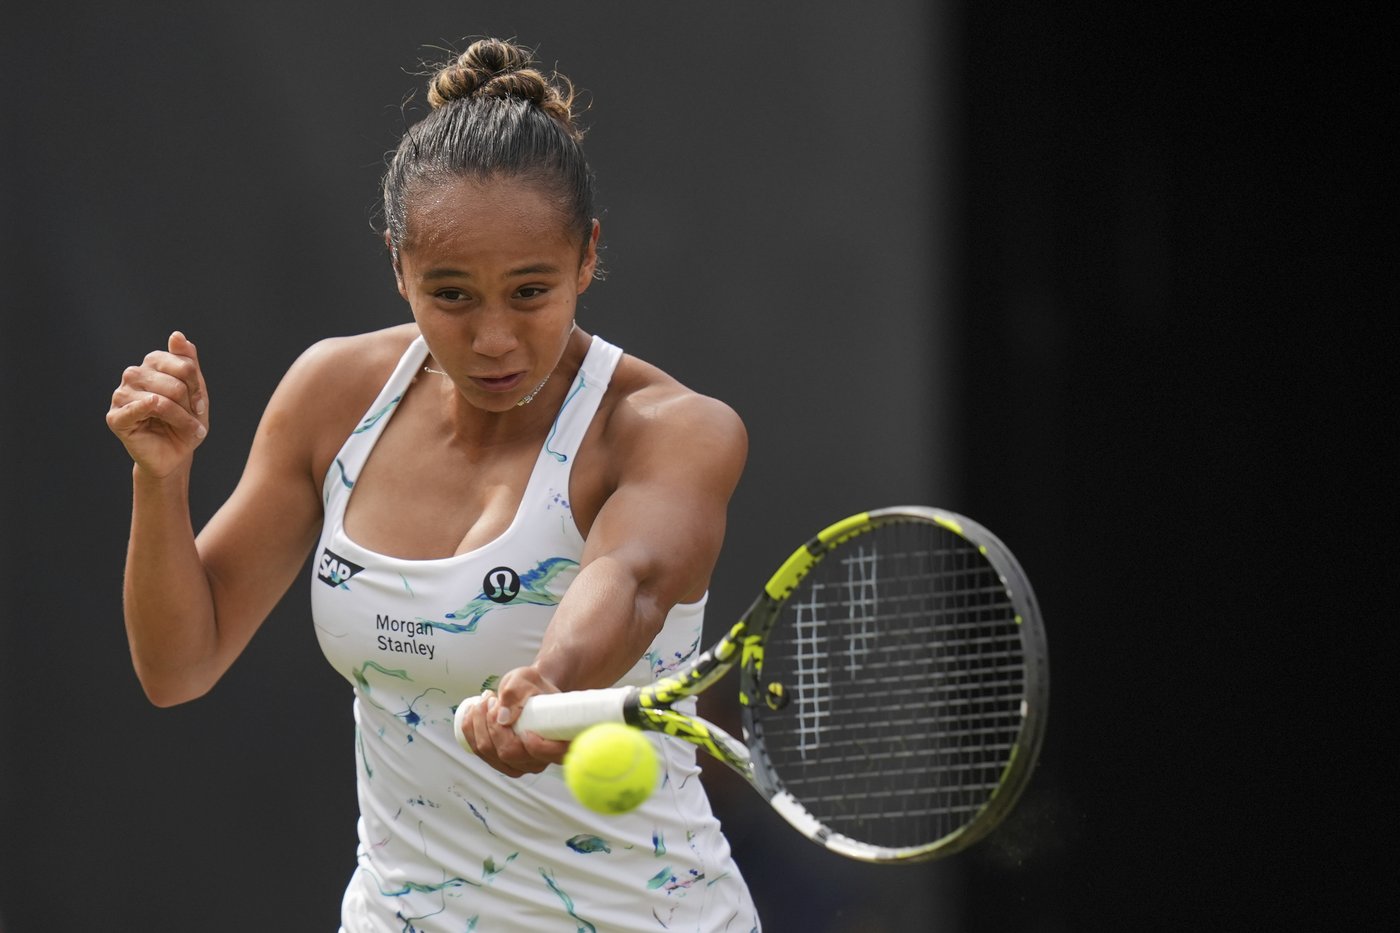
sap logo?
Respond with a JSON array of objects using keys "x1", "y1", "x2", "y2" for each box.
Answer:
[
  {"x1": 483, "y1": 566, "x2": 521, "y2": 604},
  {"x1": 317, "y1": 548, "x2": 364, "y2": 588}
]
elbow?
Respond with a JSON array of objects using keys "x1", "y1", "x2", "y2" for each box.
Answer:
[
  {"x1": 143, "y1": 686, "x2": 198, "y2": 708},
  {"x1": 134, "y1": 664, "x2": 214, "y2": 708},
  {"x1": 141, "y1": 681, "x2": 211, "y2": 708}
]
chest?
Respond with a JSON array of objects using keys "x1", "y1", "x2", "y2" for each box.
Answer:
[
  {"x1": 339, "y1": 388, "x2": 609, "y2": 559},
  {"x1": 312, "y1": 514, "x2": 585, "y2": 703},
  {"x1": 345, "y1": 430, "x2": 537, "y2": 558}
]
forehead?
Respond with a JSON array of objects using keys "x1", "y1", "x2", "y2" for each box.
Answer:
[{"x1": 401, "y1": 175, "x2": 576, "y2": 258}]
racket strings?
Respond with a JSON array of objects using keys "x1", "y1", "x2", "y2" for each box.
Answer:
[{"x1": 755, "y1": 522, "x2": 1027, "y2": 849}]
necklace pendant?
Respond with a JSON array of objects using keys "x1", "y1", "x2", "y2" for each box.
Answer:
[{"x1": 516, "y1": 371, "x2": 552, "y2": 406}]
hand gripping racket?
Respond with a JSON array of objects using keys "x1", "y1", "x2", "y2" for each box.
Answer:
[{"x1": 454, "y1": 506, "x2": 1049, "y2": 863}]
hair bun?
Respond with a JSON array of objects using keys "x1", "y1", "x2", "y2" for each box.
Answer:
[{"x1": 426, "y1": 38, "x2": 579, "y2": 136}]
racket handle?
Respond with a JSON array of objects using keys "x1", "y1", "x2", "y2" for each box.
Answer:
[{"x1": 454, "y1": 687, "x2": 631, "y2": 754}]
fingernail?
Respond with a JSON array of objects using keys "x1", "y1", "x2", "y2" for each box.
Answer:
[
  {"x1": 496, "y1": 706, "x2": 512, "y2": 725},
  {"x1": 196, "y1": 423, "x2": 207, "y2": 439},
  {"x1": 196, "y1": 398, "x2": 207, "y2": 415}
]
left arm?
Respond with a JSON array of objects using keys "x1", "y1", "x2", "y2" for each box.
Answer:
[{"x1": 461, "y1": 390, "x2": 747, "y2": 776}]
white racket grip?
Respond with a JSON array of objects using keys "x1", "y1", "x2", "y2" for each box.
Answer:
[{"x1": 454, "y1": 687, "x2": 632, "y2": 754}]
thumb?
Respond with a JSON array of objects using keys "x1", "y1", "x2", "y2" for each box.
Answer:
[
  {"x1": 484, "y1": 690, "x2": 518, "y2": 727},
  {"x1": 167, "y1": 330, "x2": 209, "y2": 418}
]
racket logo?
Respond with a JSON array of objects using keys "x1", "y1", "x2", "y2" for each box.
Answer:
[{"x1": 483, "y1": 566, "x2": 521, "y2": 604}]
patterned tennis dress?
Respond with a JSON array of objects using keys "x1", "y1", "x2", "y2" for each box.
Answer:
[{"x1": 312, "y1": 334, "x2": 761, "y2": 932}]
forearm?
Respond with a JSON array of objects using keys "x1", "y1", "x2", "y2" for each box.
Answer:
[
  {"x1": 123, "y1": 463, "x2": 221, "y2": 705},
  {"x1": 466, "y1": 388, "x2": 744, "y2": 773},
  {"x1": 531, "y1": 554, "x2": 667, "y2": 692}
]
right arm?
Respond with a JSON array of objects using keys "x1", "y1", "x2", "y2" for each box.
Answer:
[{"x1": 107, "y1": 331, "x2": 337, "y2": 706}]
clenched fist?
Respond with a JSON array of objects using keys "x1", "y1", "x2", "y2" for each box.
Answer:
[{"x1": 107, "y1": 331, "x2": 210, "y2": 478}]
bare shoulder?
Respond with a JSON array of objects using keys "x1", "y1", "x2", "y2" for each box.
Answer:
[
  {"x1": 258, "y1": 323, "x2": 420, "y2": 474},
  {"x1": 286, "y1": 323, "x2": 419, "y2": 387},
  {"x1": 570, "y1": 348, "x2": 747, "y2": 540},
  {"x1": 600, "y1": 353, "x2": 748, "y2": 473}
]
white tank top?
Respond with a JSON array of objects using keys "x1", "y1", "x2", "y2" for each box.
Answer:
[{"x1": 312, "y1": 334, "x2": 760, "y2": 932}]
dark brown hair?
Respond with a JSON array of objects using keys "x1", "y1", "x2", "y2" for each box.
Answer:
[{"x1": 382, "y1": 38, "x2": 594, "y2": 259}]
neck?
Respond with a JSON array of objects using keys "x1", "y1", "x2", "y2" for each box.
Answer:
[{"x1": 427, "y1": 326, "x2": 587, "y2": 448}]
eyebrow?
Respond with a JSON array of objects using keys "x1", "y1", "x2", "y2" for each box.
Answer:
[{"x1": 422, "y1": 263, "x2": 563, "y2": 281}]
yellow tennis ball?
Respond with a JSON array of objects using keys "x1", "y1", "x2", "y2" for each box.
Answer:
[{"x1": 563, "y1": 723, "x2": 659, "y2": 815}]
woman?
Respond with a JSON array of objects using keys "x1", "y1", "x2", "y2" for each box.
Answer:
[{"x1": 106, "y1": 38, "x2": 760, "y2": 932}]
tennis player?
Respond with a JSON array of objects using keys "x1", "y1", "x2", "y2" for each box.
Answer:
[{"x1": 106, "y1": 37, "x2": 761, "y2": 932}]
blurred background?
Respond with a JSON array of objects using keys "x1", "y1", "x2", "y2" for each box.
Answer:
[{"x1": 0, "y1": 2, "x2": 1381, "y2": 931}]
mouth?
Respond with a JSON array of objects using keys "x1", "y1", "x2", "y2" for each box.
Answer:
[{"x1": 470, "y1": 372, "x2": 526, "y2": 394}]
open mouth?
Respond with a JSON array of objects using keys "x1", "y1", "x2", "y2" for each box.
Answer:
[{"x1": 471, "y1": 373, "x2": 526, "y2": 393}]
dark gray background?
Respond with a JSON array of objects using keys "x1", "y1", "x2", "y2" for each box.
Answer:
[{"x1": 1, "y1": 2, "x2": 1381, "y2": 931}]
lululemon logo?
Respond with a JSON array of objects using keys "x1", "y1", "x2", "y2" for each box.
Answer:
[{"x1": 483, "y1": 567, "x2": 521, "y2": 604}]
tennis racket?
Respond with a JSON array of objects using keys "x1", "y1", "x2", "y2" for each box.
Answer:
[{"x1": 453, "y1": 506, "x2": 1049, "y2": 863}]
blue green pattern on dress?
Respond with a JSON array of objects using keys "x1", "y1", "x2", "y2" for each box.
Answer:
[
  {"x1": 541, "y1": 868, "x2": 597, "y2": 933},
  {"x1": 544, "y1": 374, "x2": 587, "y2": 462},
  {"x1": 352, "y1": 395, "x2": 402, "y2": 434},
  {"x1": 429, "y1": 556, "x2": 579, "y2": 633},
  {"x1": 566, "y1": 835, "x2": 612, "y2": 855},
  {"x1": 481, "y1": 853, "x2": 518, "y2": 882}
]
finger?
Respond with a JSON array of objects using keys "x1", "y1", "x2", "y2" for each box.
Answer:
[
  {"x1": 495, "y1": 698, "x2": 517, "y2": 727},
  {"x1": 481, "y1": 692, "x2": 563, "y2": 761},
  {"x1": 168, "y1": 331, "x2": 208, "y2": 416},
  {"x1": 464, "y1": 691, "x2": 495, "y2": 753},
  {"x1": 482, "y1": 700, "x2": 544, "y2": 772},
  {"x1": 105, "y1": 390, "x2": 160, "y2": 434},
  {"x1": 112, "y1": 390, "x2": 207, "y2": 442},
  {"x1": 485, "y1": 695, "x2": 521, "y2": 743},
  {"x1": 134, "y1": 341, "x2": 204, "y2": 419},
  {"x1": 493, "y1": 739, "x2": 554, "y2": 774},
  {"x1": 493, "y1": 667, "x2": 560, "y2": 728},
  {"x1": 456, "y1": 696, "x2": 482, "y2": 750},
  {"x1": 149, "y1": 391, "x2": 208, "y2": 441},
  {"x1": 518, "y1": 732, "x2": 570, "y2": 767},
  {"x1": 485, "y1": 684, "x2": 520, "y2": 727},
  {"x1": 468, "y1": 696, "x2": 528, "y2": 778},
  {"x1": 117, "y1": 366, "x2": 194, "y2": 410}
]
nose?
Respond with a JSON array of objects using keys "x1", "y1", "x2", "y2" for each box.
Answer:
[{"x1": 471, "y1": 308, "x2": 519, "y2": 359}]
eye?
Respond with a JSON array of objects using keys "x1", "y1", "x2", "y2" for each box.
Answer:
[
  {"x1": 434, "y1": 288, "x2": 469, "y2": 302},
  {"x1": 515, "y1": 285, "x2": 549, "y2": 300}
]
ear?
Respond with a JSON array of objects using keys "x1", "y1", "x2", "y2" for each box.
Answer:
[
  {"x1": 576, "y1": 219, "x2": 601, "y2": 295},
  {"x1": 386, "y1": 231, "x2": 408, "y2": 300}
]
